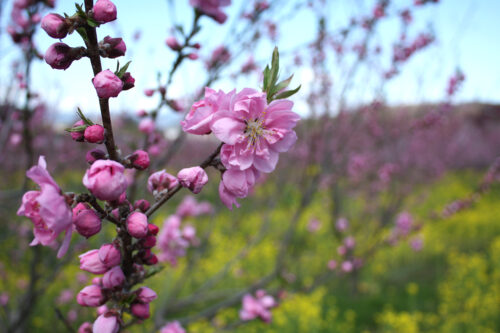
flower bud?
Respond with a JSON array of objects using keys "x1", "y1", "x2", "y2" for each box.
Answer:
[
  {"x1": 74, "y1": 209, "x2": 102, "y2": 238},
  {"x1": 135, "y1": 287, "x2": 157, "y2": 303},
  {"x1": 92, "y1": 69, "x2": 123, "y2": 99},
  {"x1": 84, "y1": 124, "x2": 105, "y2": 144},
  {"x1": 83, "y1": 160, "x2": 127, "y2": 201},
  {"x1": 98, "y1": 243, "x2": 121, "y2": 268},
  {"x1": 121, "y1": 72, "x2": 135, "y2": 90},
  {"x1": 144, "y1": 89, "x2": 155, "y2": 97},
  {"x1": 73, "y1": 202, "x2": 89, "y2": 215},
  {"x1": 45, "y1": 43, "x2": 80, "y2": 70},
  {"x1": 97, "y1": 305, "x2": 108, "y2": 316},
  {"x1": 78, "y1": 322, "x2": 93, "y2": 333},
  {"x1": 148, "y1": 223, "x2": 159, "y2": 236},
  {"x1": 177, "y1": 166, "x2": 208, "y2": 194},
  {"x1": 76, "y1": 285, "x2": 106, "y2": 307},
  {"x1": 92, "y1": 277, "x2": 102, "y2": 286},
  {"x1": 147, "y1": 170, "x2": 178, "y2": 193},
  {"x1": 70, "y1": 120, "x2": 85, "y2": 141},
  {"x1": 134, "y1": 199, "x2": 150, "y2": 212},
  {"x1": 192, "y1": 42, "x2": 201, "y2": 49},
  {"x1": 100, "y1": 36, "x2": 126, "y2": 58},
  {"x1": 131, "y1": 302, "x2": 150, "y2": 319},
  {"x1": 136, "y1": 109, "x2": 147, "y2": 117},
  {"x1": 79, "y1": 250, "x2": 108, "y2": 274},
  {"x1": 166, "y1": 36, "x2": 181, "y2": 51},
  {"x1": 93, "y1": 312, "x2": 120, "y2": 333},
  {"x1": 86, "y1": 148, "x2": 106, "y2": 164},
  {"x1": 126, "y1": 150, "x2": 150, "y2": 170},
  {"x1": 144, "y1": 253, "x2": 158, "y2": 265},
  {"x1": 102, "y1": 266, "x2": 125, "y2": 289},
  {"x1": 188, "y1": 52, "x2": 199, "y2": 60},
  {"x1": 138, "y1": 118, "x2": 155, "y2": 134},
  {"x1": 142, "y1": 235, "x2": 156, "y2": 248},
  {"x1": 327, "y1": 260, "x2": 337, "y2": 270},
  {"x1": 41, "y1": 13, "x2": 69, "y2": 39},
  {"x1": 126, "y1": 212, "x2": 148, "y2": 238},
  {"x1": 93, "y1": 0, "x2": 117, "y2": 23}
]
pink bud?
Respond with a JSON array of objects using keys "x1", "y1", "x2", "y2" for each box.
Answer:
[
  {"x1": 98, "y1": 243, "x2": 121, "y2": 268},
  {"x1": 166, "y1": 36, "x2": 182, "y2": 51},
  {"x1": 74, "y1": 209, "x2": 102, "y2": 238},
  {"x1": 131, "y1": 302, "x2": 150, "y2": 319},
  {"x1": 93, "y1": 312, "x2": 120, "y2": 333},
  {"x1": 92, "y1": 277, "x2": 102, "y2": 286},
  {"x1": 83, "y1": 160, "x2": 127, "y2": 201},
  {"x1": 126, "y1": 212, "x2": 148, "y2": 238},
  {"x1": 147, "y1": 170, "x2": 178, "y2": 193},
  {"x1": 135, "y1": 287, "x2": 157, "y2": 303},
  {"x1": 93, "y1": 0, "x2": 117, "y2": 23},
  {"x1": 121, "y1": 72, "x2": 135, "y2": 90},
  {"x1": 100, "y1": 36, "x2": 126, "y2": 58},
  {"x1": 187, "y1": 53, "x2": 199, "y2": 60},
  {"x1": 79, "y1": 249, "x2": 108, "y2": 274},
  {"x1": 142, "y1": 235, "x2": 156, "y2": 248},
  {"x1": 72, "y1": 202, "x2": 89, "y2": 216},
  {"x1": 136, "y1": 109, "x2": 147, "y2": 117},
  {"x1": 177, "y1": 166, "x2": 208, "y2": 194},
  {"x1": 134, "y1": 199, "x2": 150, "y2": 212},
  {"x1": 128, "y1": 150, "x2": 150, "y2": 170},
  {"x1": 145, "y1": 254, "x2": 158, "y2": 265},
  {"x1": 144, "y1": 89, "x2": 155, "y2": 97},
  {"x1": 44, "y1": 43, "x2": 77, "y2": 70},
  {"x1": 138, "y1": 118, "x2": 155, "y2": 134},
  {"x1": 102, "y1": 266, "x2": 125, "y2": 289},
  {"x1": 92, "y1": 70, "x2": 123, "y2": 99},
  {"x1": 148, "y1": 223, "x2": 159, "y2": 235},
  {"x1": 41, "y1": 13, "x2": 69, "y2": 39},
  {"x1": 341, "y1": 261, "x2": 353, "y2": 273},
  {"x1": 192, "y1": 42, "x2": 201, "y2": 49},
  {"x1": 76, "y1": 285, "x2": 106, "y2": 307},
  {"x1": 86, "y1": 148, "x2": 106, "y2": 164},
  {"x1": 70, "y1": 120, "x2": 85, "y2": 141},
  {"x1": 97, "y1": 305, "x2": 108, "y2": 316},
  {"x1": 78, "y1": 322, "x2": 93, "y2": 333},
  {"x1": 327, "y1": 260, "x2": 337, "y2": 270},
  {"x1": 84, "y1": 124, "x2": 105, "y2": 144}
]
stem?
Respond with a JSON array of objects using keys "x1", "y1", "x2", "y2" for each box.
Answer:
[{"x1": 83, "y1": 0, "x2": 119, "y2": 161}]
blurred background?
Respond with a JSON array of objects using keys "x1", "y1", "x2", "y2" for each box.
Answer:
[{"x1": 1, "y1": 0, "x2": 500, "y2": 332}]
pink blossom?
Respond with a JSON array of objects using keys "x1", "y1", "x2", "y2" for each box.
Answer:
[
  {"x1": 84, "y1": 124, "x2": 105, "y2": 143},
  {"x1": 157, "y1": 215, "x2": 192, "y2": 265},
  {"x1": 190, "y1": 0, "x2": 231, "y2": 24},
  {"x1": 92, "y1": 70, "x2": 123, "y2": 99},
  {"x1": 177, "y1": 167, "x2": 208, "y2": 194},
  {"x1": 144, "y1": 89, "x2": 155, "y2": 97},
  {"x1": 176, "y1": 195, "x2": 213, "y2": 218},
  {"x1": 78, "y1": 322, "x2": 92, "y2": 333},
  {"x1": 83, "y1": 160, "x2": 127, "y2": 201},
  {"x1": 17, "y1": 156, "x2": 73, "y2": 258},
  {"x1": 131, "y1": 302, "x2": 150, "y2": 319},
  {"x1": 344, "y1": 236, "x2": 356, "y2": 249},
  {"x1": 206, "y1": 45, "x2": 231, "y2": 68},
  {"x1": 327, "y1": 260, "x2": 337, "y2": 270},
  {"x1": 139, "y1": 118, "x2": 155, "y2": 134},
  {"x1": 44, "y1": 43, "x2": 77, "y2": 70},
  {"x1": 93, "y1": 312, "x2": 119, "y2": 333},
  {"x1": 160, "y1": 321, "x2": 185, "y2": 333},
  {"x1": 239, "y1": 290, "x2": 276, "y2": 323},
  {"x1": 136, "y1": 287, "x2": 157, "y2": 303},
  {"x1": 102, "y1": 266, "x2": 125, "y2": 288},
  {"x1": 98, "y1": 243, "x2": 121, "y2": 268},
  {"x1": 181, "y1": 87, "x2": 233, "y2": 135},
  {"x1": 73, "y1": 208, "x2": 102, "y2": 238},
  {"x1": 100, "y1": 36, "x2": 126, "y2": 58},
  {"x1": 166, "y1": 36, "x2": 181, "y2": 51},
  {"x1": 307, "y1": 218, "x2": 321, "y2": 232},
  {"x1": 93, "y1": 0, "x2": 117, "y2": 23},
  {"x1": 410, "y1": 236, "x2": 423, "y2": 251},
  {"x1": 218, "y1": 167, "x2": 259, "y2": 210},
  {"x1": 128, "y1": 150, "x2": 150, "y2": 170},
  {"x1": 147, "y1": 170, "x2": 178, "y2": 193},
  {"x1": 211, "y1": 89, "x2": 299, "y2": 173},
  {"x1": 335, "y1": 217, "x2": 349, "y2": 232},
  {"x1": 395, "y1": 211, "x2": 413, "y2": 236},
  {"x1": 341, "y1": 260, "x2": 353, "y2": 273},
  {"x1": 76, "y1": 285, "x2": 106, "y2": 307}
]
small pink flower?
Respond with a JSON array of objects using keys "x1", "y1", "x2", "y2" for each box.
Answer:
[
  {"x1": 166, "y1": 36, "x2": 181, "y2": 51},
  {"x1": 79, "y1": 250, "x2": 108, "y2": 274},
  {"x1": 181, "y1": 87, "x2": 233, "y2": 135},
  {"x1": 93, "y1": 0, "x2": 117, "y2": 23},
  {"x1": 41, "y1": 13, "x2": 68, "y2": 38},
  {"x1": 92, "y1": 70, "x2": 123, "y2": 99},
  {"x1": 136, "y1": 287, "x2": 157, "y2": 303},
  {"x1": 126, "y1": 212, "x2": 148, "y2": 238},
  {"x1": 190, "y1": 0, "x2": 231, "y2": 24},
  {"x1": 128, "y1": 150, "x2": 150, "y2": 170},
  {"x1": 102, "y1": 266, "x2": 125, "y2": 288},
  {"x1": 76, "y1": 285, "x2": 106, "y2": 307},
  {"x1": 341, "y1": 261, "x2": 353, "y2": 273},
  {"x1": 177, "y1": 167, "x2": 208, "y2": 194},
  {"x1": 160, "y1": 321, "x2": 185, "y2": 333},
  {"x1": 147, "y1": 170, "x2": 178, "y2": 193},
  {"x1": 98, "y1": 243, "x2": 121, "y2": 268},
  {"x1": 131, "y1": 302, "x2": 150, "y2": 319},
  {"x1": 335, "y1": 217, "x2": 349, "y2": 232},
  {"x1": 83, "y1": 160, "x2": 127, "y2": 201},
  {"x1": 138, "y1": 118, "x2": 155, "y2": 134},
  {"x1": 73, "y1": 208, "x2": 102, "y2": 238},
  {"x1": 17, "y1": 156, "x2": 73, "y2": 258},
  {"x1": 84, "y1": 124, "x2": 105, "y2": 144},
  {"x1": 239, "y1": 290, "x2": 275, "y2": 323},
  {"x1": 93, "y1": 312, "x2": 120, "y2": 333}
]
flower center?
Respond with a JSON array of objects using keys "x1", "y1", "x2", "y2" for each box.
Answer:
[{"x1": 244, "y1": 118, "x2": 265, "y2": 144}]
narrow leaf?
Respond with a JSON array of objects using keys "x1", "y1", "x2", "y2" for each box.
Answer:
[{"x1": 274, "y1": 85, "x2": 301, "y2": 100}]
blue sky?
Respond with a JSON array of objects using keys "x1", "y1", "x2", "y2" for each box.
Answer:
[{"x1": 0, "y1": 0, "x2": 499, "y2": 123}]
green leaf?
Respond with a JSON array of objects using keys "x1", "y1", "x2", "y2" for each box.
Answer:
[
  {"x1": 115, "y1": 61, "x2": 131, "y2": 79},
  {"x1": 262, "y1": 65, "x2": 270, "y2": 92},
  {"x1": 76, "y1": 27, "x2": 88, "y2": 42},
  {"x1": 269, "y1": 46, "x2": 280, "y2": 87},
  {"x1": 75, "y1": 3, "x2": 86, "y2": 18},
  {"x1": 76, "y1": 107, "x2": 94, "y2": 126},
  {"x1": 65, "y1": 125, "x2": 87, "y2": 133},
  {"x1": 274, "y1": 74, "x2": 294, "y2": 94},
  {"x1": 86, "y1": 17, "x2": 99, "y2": 28},
  {"x1": 274, "y1": 85, "x2": 301, "y2": 100}
]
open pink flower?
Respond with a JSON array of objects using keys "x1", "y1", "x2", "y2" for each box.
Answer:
[
  {"x1": 218, "y1": 167, "x2": 259, "y2": 210},
  {"x1": 211, "y1": 88, "x2": 300, "y2": 173},
  {"x1": 189, "y1": 0, "x2": 231, "y2": 24},
  {"x1": 17, "y1": 156, "x2": 73, "y2": 258},
  {"x1": 160, "y1": 321, "x2": 185, "y2": 333},
  {"x1": 157, "y1": 215, "x2": 195, "y2": 266},
  {"x1": 239, "y1": 290, "x2": 276, "y2": 323}
]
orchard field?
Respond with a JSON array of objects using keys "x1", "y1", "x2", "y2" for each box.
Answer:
[{"x1": 0, "y1": 0, "x2": 499, "y2": 332}]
